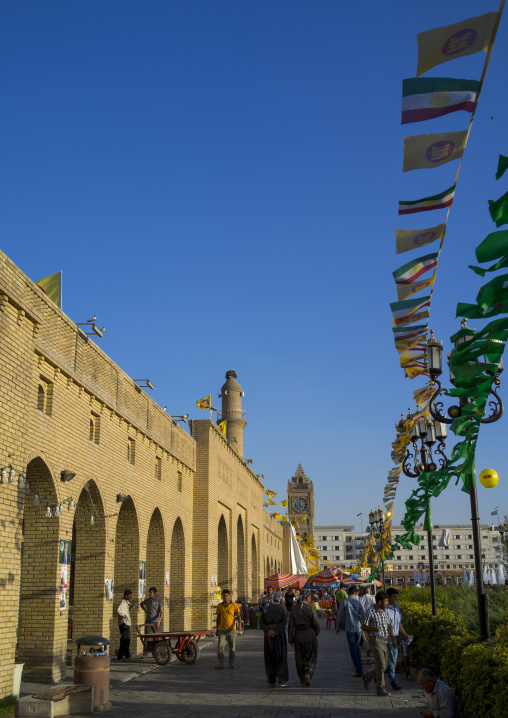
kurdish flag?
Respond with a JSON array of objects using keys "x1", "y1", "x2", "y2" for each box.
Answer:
[
  {"x1": 196, "y1": 395, "x2": 212, "y2": 410},
  {"x1": 265, "y1": 499, "x2": 278, "y2": 505},
  {"x1": 403, "y1": 131, "x2": 467, "y2": 172},
  {"x1": 218, "y1": 420, "x2": 226, "y2": 436},
  {"x1": 402, "y1": 78, "x2": 479, "y2": 124},
  {"x1": 397, "y1": 275, "x2": 436, "y2": 301},
  {"x1": 36, "y1": 271, "x2": 62, "y2": 308},
  {"x1": 394, "y1": 337, "x2": 426, "y2": 354},
  {"x1": 396, "y1": 224, "x2": 445, "y2": 254},
  {"x1": 399, "y1": 186, "x2": 455, "y2": 215},
  {"x1": 391, "y1": 296, "x2": 431, "y2": 327},
  {"x1": 392, "y1": 324, "x2": 428, "y2": 341},
  {"x1": 264, "y1": 489, "x2": 278, "y2": 498},
  {"x1": 393, "y1": 253, "x2": 439, "y2": 285},
  {"x1": 281, "y1": 499, "x2": 288, "y2": 507},
  {"x1": 416, "y1": 13, "x2": 498, "y2": 77},
  {"x1": 272, "y1": 512, "x2": 283, "y2": 520}
]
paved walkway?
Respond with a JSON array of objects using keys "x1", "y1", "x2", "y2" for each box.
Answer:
[{"x1": 21, "y1": 620, "x2": 428, "y2": 717}]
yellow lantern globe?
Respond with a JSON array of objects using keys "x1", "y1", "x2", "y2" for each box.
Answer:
[{"x1": 479, "y1": 469, "x2": 499, "y2": 489}]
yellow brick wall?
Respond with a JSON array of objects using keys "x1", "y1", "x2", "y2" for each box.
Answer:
[{"x1": 0, "y1": 250, "x2": 284, "y2": 699}]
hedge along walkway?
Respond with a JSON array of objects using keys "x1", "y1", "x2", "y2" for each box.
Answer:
[{"x1": 69, "y1": 620, "x2": 428, "y2": 717}]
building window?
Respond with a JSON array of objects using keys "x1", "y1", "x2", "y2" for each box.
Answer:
[
  {"x1": 90, "y1": 412, "x2": 100, "y2": 444},
  {"x1": 455, "y1": 535, "x2": 460, "y2": 539},
  {"x1": 457, "y1": 555, "x2": 462, "y2": 559},
  {"x1": 345, "y1": 536, "x2": 352, "y2": 543},
  {"x1": 468, "y1": 545, "x2": 473, "y2": 549},
  {"x1": 335, "y1": 545, "x2": 340, "y2": 550},
  {"x1": 456, "y1": 545, "x2": 461, "y2": 549},
  {"x1": 37, "y1": 377, "x2": 53, "y2": 415},
  {"x1": 335, "y1": 536, "x2": 339, "y2": 540},
  {"x1": 322, "y1": 546, "x2": 327, "y2": 551},
  {"x1": 156, "y1": 457, "x2": 162, "y2": 481},
  {"x1": 177, "y1": 471, "x2": 182, "y2": 492},
  {"x1": 445, "y1": 555, "x2": 450, "y2": 559},
  {"x1": 409, "y1": 555, "x2": 413, "y2": 560},
  {"x1": 323, "y1": 555, "x2": 328, "y2": 560},
  {"x1": 469, "y1": 555, "x2": 474, "y2": 559},
  {"x1": 127, "y1": 438, "x2": 135, "y2": 465},
  {"x1": 346, "y1": 554, "x2": 352, "y2": 560},
  {"x1": 396, "y1": 556, "x2": 401, "y2": 561},
  {"x1": 468, "y1": 535, "x2": 472, "y2": 539}
]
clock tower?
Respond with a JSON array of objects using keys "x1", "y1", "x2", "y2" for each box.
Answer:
[{"x1": 287, "y1": 463, "x2": 315, "y2": 539}]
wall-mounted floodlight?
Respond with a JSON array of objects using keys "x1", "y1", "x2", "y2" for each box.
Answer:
[
  {"x1": 76, "y1": 319, "x2": 106, "y2": 338},
  {"x1": 171, "y1": 414, "x2": 189, "y2": 424},
  {"x1": 134, "y1": 380, "x2": 155, "y2": 390},
  {"x1": 60, "y1": 469, "x2": 76, "y2": 482},
  {"x1": 116, "y1": 493, "x2": 130, "y2": 503}
]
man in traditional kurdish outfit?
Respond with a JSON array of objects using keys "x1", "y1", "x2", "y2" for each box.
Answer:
[
  {"x1": 288, "y1": 589, "x2": 320, "y2": 687},
  {"x1": 260, "y1": 590, "x2": 289, "y2": 687}
]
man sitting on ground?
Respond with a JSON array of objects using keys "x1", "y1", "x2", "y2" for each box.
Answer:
[{"x1": 418, "y1": 669, "x2": 459, "y2": 718}]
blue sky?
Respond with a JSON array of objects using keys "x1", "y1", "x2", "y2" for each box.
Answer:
[{"x1": 2, "y1": 0, "x2": 508, "y2": 530}]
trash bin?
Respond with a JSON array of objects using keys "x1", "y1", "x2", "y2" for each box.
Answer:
[{"x1": 74, "y1": 635, "x2": 111, "y2": 711}]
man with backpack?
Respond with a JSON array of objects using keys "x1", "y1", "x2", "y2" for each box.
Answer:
[{"x1": 336, "y1": 585, "x2": 365, "y2": 677}]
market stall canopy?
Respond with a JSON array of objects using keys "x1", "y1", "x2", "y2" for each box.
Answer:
[
  {"x1": 264, "y1": 573, "x2": 305, "y2": 589},
  {"x1": 304, "y1": 568, "x2": 342, "y2": 588}
]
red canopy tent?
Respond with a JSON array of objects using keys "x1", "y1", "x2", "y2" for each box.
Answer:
[{"x1": 264, "y1": 573, "x2": 305, "y2": 589}]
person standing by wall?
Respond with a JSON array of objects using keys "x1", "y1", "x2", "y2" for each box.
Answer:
[
  {"x1": 116, "y1": 589, "x2": 136, "y2": 661},
  {"x1": 288, "y1": 589, "x2": 320, "y2": 687},
  {"x1": 140, "y1": 586, "x2": 164, "y2": 656},
  {"x1": 215, "y1": 589, "x2": 242, "y2": 669},
  {"x1": 260, "y1": 590, "x2": 289, "y2": 687}
]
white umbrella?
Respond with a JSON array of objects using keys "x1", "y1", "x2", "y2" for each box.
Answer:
[
  {"x1": 468, "y1": 570, "x2": 475, "y2": 586},
  {"x1": 490, "y1": 567, "x2": 497, "y2": 585},
  {"x1": 483, "y1": 567, "x2": 489, "y2": 584},
  {"x1": 497, "y1": 564, "x2": 506, "y2": 585},
  {"x1": 422, "y1": 569, "x2": 429, "y2": 584},
  {"x1": 462, "y1": 568, "x2": 468, "y2": 584}
]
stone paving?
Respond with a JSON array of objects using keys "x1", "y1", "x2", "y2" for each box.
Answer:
[{"x1": 21, "y1": 619, "x2": 428, "y2": 717}]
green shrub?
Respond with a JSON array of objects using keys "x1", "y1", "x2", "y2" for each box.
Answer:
[
  {"x1": 440, "y1": 633, "x2": 475, "y2": 704},
  {"x1": 459, "y1": 643, "x2": 499, "y2": 718}
]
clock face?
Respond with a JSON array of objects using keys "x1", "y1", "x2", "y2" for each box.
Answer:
[{"x1": 293, "y1": 497, "x2": 308, "y2": 513}]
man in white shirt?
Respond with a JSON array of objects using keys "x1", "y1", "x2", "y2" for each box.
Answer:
[{"x1": 117, "y1": 589, "x2": 136, "y2": 661}]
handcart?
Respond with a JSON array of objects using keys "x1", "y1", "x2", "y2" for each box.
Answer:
[{"x1": 135, "y1": 625, "x2": 212, "y2": 666}]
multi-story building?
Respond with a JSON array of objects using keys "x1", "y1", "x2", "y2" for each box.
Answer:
[{"x1": 315, "y1": 523, "x2": 503, "y2": 585}]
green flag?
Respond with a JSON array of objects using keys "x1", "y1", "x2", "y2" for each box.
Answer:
[
  {"x1": 36, "y1": 272, "x2": 62, "y2": 308},
  {"x1": 476, "y1": 273, "x2": 508, "y2": 312},
  {"x1": 489, "y1": 193, "x2": 508, "y2": 228},
  {"x1": 496, "y1": 155, "x2": 508, "y2": 181},
  {"x1": 469, "y1": 256, "x2": 508, "y2": 277},
  {"x1": 423, "y1": 506, "x2": 432, "y2": 532},
  {"x1": 476, "y1": 230, "x2": 508, "y2": 263}
]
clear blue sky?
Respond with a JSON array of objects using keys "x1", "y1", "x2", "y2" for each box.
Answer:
[{"x1": 2, "y1": 0, "x2": 507, "y2": 530}]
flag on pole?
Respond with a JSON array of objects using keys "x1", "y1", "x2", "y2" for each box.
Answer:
[
  {"x1": 416, "y1": 13, "x2": 498, "y2": 77},
  {"x1": 397, "y1": 275, "x2": 436, "y2": 301},
  {"x1": 391, "y1": 296, "x2": 432, "y2": 327},
  {"x1": 281, "y1": 499, "x2": 288, "y2": 507},
  {"x1": 489, "y1": 194, "x2": 508, "y2": 229},
  {"x1": 273, "y1": 512, "x2": 283, "y2": 520},
  {"x1": 491, "y1": 508, "x2": 498, "y2": 515},
  {"x1": 357, "y1": 512, "x2": 362, "y2": 516},
  {"x1": 393, "y1": 253, "x2": 439, "y2": 285},
  {"x1": 218, "y1": 420, "x2": 226, "y2": 436},
  {"x1": 393, "y1": 324, "x2": 428, "y2": 341},
  {"x1": 496, "y1": 156, "x2": 508, "y2": 181},
  {"x1": 399, "y1": 187, "x2": 455, "y2": 215},
  {"x1": 402, "y1": 77, "x2": 479, "y2": 124},
  {"x1": 396, "y1": 224, "x2": 446, "y2": 254},
  {"x1": 196, "y1": 395, "x2": 211, "y2": 410},
  {"x1": 264, "y1": 489, "x2": 278, "y2": 499},
  {"x1": 36, "y1": 271, "x2": 62, "y2": 308},
  {"x1": 265, "y1": 499, "x2": 278, "y2": 505},
  {"x1": 403, "y1": 131, "x2": 467, "y2": 172}
]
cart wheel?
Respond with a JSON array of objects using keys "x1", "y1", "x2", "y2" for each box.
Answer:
[
  {"x1": 153, "y1": 641, "x2": 171, "y2": 666},
  {"x1": 180, "y1": 639, "x2": 200, "y2": 665}
]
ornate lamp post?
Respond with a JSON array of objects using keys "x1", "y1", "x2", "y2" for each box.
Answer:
[
  {"x1": 401, "y1": 412, "x2": 448, "y2": 617},
  {"x1": 426, "y1": 322, "x2": 504, "y2": 642},
  {"x1": 367, "y1": 508, "x2": 386, "y2": 589}
]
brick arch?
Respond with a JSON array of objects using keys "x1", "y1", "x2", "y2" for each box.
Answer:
[
  {"x1": 169, "y1": 517, "x2": 185, "y2": 630},
  {"x1": 251, "y1": 533, "x2": 258, "y2": 599},
  {"x1": 19, "y1": 457, "x2": 63, "y2": 682},
  {"x1": 71, "y1": 479, "x2": 107, "y2": 650},
  {"x1": 218, "y1": 515, "x2": 229, "y2": 589},
  {"x1": 146, "y1": 508, "x2": 165, "y2": 603},
  {"x1": 114, "y1": 497, "x2": 140, "y2": 654},
  {"x1": 236, "y1": 515, "x2": 246, "y2": 600}
]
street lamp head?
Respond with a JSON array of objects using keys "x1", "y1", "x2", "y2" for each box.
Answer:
[
  {"x1": 369, "y1": 509, "x2": 375, "y2": 525},
  {"x1": 427, "y1": 331, "x2": 443, "y2": 379}
]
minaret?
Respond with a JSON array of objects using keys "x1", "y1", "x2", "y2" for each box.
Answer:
[{"x1": 219, "y1": 370, "x2": 247, "y2": 456}]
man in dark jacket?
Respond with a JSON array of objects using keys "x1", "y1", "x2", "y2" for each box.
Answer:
[
  {"x1": 260, "y1": 590, "x2": 289, "y2": 687},
  {"x1": 288, "y1": 589, "x2": 320, "y2": 686}
]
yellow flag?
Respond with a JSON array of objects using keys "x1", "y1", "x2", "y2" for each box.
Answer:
[
  {"x1": 280, "y1": 499, "x2": 288, "y2": 507},
  {"x1": 196, "y1": 395, "x2": 211, "y2": 410},
  {"x1": 396, "y1": 275, "x2": 436, "y2": 301},
  {"x1": 417, "y1": 13, "x2": 498, "y2": 76},
  {"x1": 218, "y1": 420, "x2": 226, "y2": 436},
  {"x1": 282, "y1": 515, "x2": 288, "y2": 522},
  {"x1": 273, "y1": 512, "x2": 283, "y2": 520},
  {"x1": 264, "y1": 490, "x2": 278, "y2": 498},
  {"x1": 403, "y1": 131, "x2": 467, "y2": 172},
  {"x1": 396, "y1": 225, "x2": 445, "y2": 255},
  {"x1": 265, "y1": 499, "x2": 278, "y2": 505},
  {"x1": 36, "y1": 271, "x2": 62, "y2": 308},
  {"x1": 301, "y1": 514, "x2": 307, "y2": 521}
]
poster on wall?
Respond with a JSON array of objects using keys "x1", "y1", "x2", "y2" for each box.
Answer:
[
  {"x1": 166, "y1": 572, "x2": 169, "y2": 588},
  {"x1": 105, "y1": 579, "x2": 114, "y2": 600},
  {"x1": 60, "y1": 564, "x2": 68, "y2": 589},
  {"x1": 139, "y1": 579, "x2": 145, "y2": 599},
  {"x1": 139, "y1": 561, "x2": 146, "y2": 580},
  {"x1": 59, "y1": 540, "x2": 71, "y2": 565}
]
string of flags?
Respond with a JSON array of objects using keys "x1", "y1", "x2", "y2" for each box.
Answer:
[{"x1": 1, "y1": 462, "x2": 118, "y2": 523}]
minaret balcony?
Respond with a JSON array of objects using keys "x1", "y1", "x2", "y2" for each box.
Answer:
[{"x1": 217, "y1": 409, "x2": 247, "y2": 421}]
